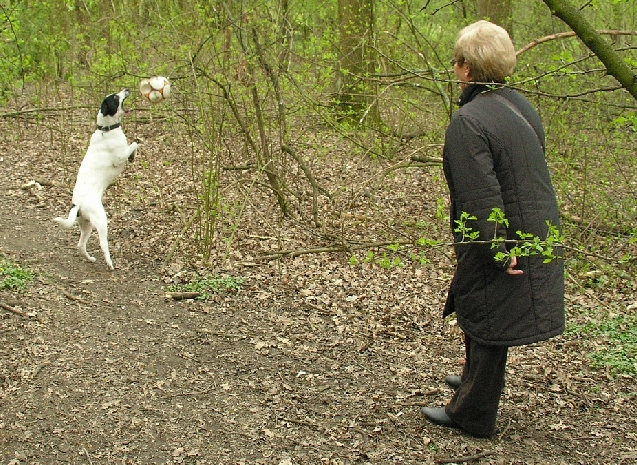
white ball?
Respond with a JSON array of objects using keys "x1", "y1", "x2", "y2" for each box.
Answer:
[{"x1": 140, "y1": 76, "x2": 171, "y2": 103}]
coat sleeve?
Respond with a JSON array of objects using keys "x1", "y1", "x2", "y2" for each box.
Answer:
[{"x1": 443, "y1": 114, "x2": 511, "y2": 270}]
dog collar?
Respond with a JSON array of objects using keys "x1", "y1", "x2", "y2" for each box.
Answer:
[{"x1": 97, "y1": 123, "x2": 121, "y2": 132}]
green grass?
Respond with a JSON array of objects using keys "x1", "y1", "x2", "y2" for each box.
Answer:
[
  {"x1": 166, "y1": 274, "x2": 243, "y2": 300},
  {"x1": 568, "y1": 314, "x2": 637, "y2": 376},
  {"x1": 0, "y1": 255, "x2": 33, "y2": 290}
]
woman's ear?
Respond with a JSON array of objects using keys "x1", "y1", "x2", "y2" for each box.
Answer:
[{"x1": 463, "y1": 63, "x2": 472, "y2": 80}]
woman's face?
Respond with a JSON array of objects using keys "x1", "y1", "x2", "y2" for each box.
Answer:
[{"x1": 454, "y1": 60, "x2": 472, "y2": 89}]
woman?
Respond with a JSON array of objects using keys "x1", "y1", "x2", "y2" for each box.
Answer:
[{"x1": 421, "y1": 20, "x2": 565, "y2": 438}]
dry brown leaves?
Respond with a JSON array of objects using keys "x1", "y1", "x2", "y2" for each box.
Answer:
[{"x1": 0, "y1": 96, "x2": 635, "y2": 464}]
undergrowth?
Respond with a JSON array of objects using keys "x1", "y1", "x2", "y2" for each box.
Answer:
[
  {"x1": 165, "y1": 274, "x2": 243, "y2": 300},
  {"x1": 567, "y1": 312, "x2": 637, "y2": 376},
  {"x1": 0, "y1": 255, "x2": 33, "y2": 290}
]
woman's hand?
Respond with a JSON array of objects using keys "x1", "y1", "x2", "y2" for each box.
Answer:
[{"x1": 506, "y1": 256, "x2": 524, "y2": 275}]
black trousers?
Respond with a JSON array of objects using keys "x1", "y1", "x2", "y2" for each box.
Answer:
[{"x1": 445, "y1": 333, "x2": 508, "y2": 437}]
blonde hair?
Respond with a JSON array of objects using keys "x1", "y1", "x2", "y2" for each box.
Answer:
[{"x1": 454, "y1": 20, "x2": 516, "y2": 83}]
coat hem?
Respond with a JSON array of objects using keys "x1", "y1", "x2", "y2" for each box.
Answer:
[{"x1": 458, "y1": 324, "x2": 565, "y2": 347}]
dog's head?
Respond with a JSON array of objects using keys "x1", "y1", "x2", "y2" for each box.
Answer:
[{"x1": 96, "y1": 89, "x2": 131, "y2": 129}]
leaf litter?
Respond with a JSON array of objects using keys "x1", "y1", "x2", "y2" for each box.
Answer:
[{"x1": 0, "y1": 101, "x2": 635, "y2": 464}]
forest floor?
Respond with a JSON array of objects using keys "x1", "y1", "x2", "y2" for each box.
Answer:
[{"x1": 0, "y1": 96, "x2": 636, "y2": 465}]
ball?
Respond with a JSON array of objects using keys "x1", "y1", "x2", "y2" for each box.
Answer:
[{"x1": 140, "y1": 76, "x2": 171, "y2": 103}]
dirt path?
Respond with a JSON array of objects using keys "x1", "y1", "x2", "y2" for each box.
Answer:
[{"x1": 1, "y1": 116, "x2": 635, "y2": 464}]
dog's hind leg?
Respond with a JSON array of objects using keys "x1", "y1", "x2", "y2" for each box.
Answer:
[
  {"x1": 92, "y1": 214, "x2": 114, "y2": 270},
  {"x1": 77, "y1": 217, "x2": 97, "y2": 264}
]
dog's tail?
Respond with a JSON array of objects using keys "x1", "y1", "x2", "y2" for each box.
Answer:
[{"x1": 54, "y1": 205, "x2": 80, "y2": 229}]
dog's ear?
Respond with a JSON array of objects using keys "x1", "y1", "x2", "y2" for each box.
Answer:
[{"x1": 100, "y1": 94, "x2": 120, "y2": 117}]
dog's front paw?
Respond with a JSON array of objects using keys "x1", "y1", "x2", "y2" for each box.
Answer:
[{"x1": 128, "y1": 142, "x2": 138, "y2": 162}]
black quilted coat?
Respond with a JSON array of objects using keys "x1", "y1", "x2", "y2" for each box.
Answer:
[{"x1": 442, "y1": 84, "x2": 565, "y2": 347}]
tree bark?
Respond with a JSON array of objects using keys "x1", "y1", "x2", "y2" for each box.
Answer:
[
  {"x1": 476, "y1": 0, "x2": 513, "y2": 39},
  {"x1": 542, "y1": 0, "x2": 637, "y2": 100},
  {"x1": 336, "y1": 0, "x2": 379, "y2": 125}
]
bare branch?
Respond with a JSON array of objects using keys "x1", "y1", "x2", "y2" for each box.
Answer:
[
  {"x1": 541, "y1": 0, "x2": 637, "y2": 99},
  {"x1": 436, "y1": 450, "x2": 496, "y2": 464},
  {"x1": 517, "y1": 30, "x2": 637, "y2": 56},
  {"x1": 0, "y1": 302, "x2": 26, "y2": 317}
]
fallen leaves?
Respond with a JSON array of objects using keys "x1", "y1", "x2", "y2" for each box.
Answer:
[{"x1": 0, "y1": 103, "x2": 635, "y2": 465}]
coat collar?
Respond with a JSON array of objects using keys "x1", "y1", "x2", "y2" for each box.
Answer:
[{"x1": 458, "y1": 84, "x2": 491, "y2": 107}]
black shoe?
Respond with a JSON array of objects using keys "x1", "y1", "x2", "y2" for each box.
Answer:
[
  {"x1": 421, "y1": 407, "x2": 460, "y2": 429},
  {"x1": 445, "y1": 375, "x2": 462, "y2": 390}
]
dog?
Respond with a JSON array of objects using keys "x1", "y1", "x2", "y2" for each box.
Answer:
[{"x1": 54, "y1": 89, "x2": 137, "y2": 270}]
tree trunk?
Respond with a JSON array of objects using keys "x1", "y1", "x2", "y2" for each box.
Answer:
[
  {"x1": 476, "y1": 0, "x2": 513, "y2": 39},
  {"x1": 542, "y1": 0, "x2": 637, "y2": 100},
  {"x1": 335, "y1": 0, "x2": 379, "y2": 125}
]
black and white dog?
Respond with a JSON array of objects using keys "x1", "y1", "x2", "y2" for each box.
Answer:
[{"x1": 54, "y1": 89, "x2": 137, "y2": 270}]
